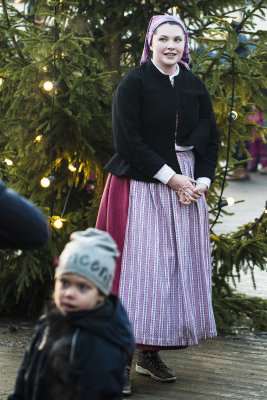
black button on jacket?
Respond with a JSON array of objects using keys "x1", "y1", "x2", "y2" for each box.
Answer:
[{"x1": 106, "y1": 60, "x2": 219, "y2": 182}]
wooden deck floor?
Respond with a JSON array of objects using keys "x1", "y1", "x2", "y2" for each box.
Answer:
[
  {"x1": 129, "y1": 333, "x2": 267, "y2": 399},
  {"x1": 1, "y1": 331, "x2": 267, "y2": 400}
]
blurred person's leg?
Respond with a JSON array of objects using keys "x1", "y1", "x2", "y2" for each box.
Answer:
[{"x1": 228, "y1": 142, "x2": 250, "y2": 180}]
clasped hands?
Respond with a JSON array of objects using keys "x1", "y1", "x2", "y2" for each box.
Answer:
[{"x1": 167, "y1": 174, "x2": 207, "y2": 206}]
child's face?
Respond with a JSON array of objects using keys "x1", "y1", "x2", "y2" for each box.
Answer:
[{"x1": 54, "y1": 273, "x2": 105, "y2": 314}]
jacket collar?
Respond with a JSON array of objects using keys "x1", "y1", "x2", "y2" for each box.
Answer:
[{"x1": 147, "y1": 60, "x2": 185, "y2": 83}]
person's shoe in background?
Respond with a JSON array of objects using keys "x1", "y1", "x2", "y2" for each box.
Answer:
[
  {"x1": 259, "y1": 166, "x2": 267, "y2": 175},
  {"x1": 227, "y1": 167, "x2": 250, "y2": 180}
]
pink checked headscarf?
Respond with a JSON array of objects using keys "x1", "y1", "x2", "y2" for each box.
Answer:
[{"x1": 140, "y1": 15, "x2": 190, "y2": 70}]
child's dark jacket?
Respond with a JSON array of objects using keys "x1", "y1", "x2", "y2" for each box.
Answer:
[{"x1": 8, "y1": 295, "x2": 135, "y2": 400}]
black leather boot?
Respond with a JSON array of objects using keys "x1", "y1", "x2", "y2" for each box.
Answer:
[
  {"x1": 122, "y1": 353, "x2": 133, "y2": 396},
  {"x1": 135, "y1": 350, "x2": 176, "y2": 382}
]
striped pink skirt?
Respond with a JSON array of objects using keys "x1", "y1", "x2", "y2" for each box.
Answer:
[{"x1": 96, "y1": 150, "x2": 217, "y2": 347}]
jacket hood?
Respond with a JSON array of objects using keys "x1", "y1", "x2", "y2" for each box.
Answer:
[{"x1": 63, "y1": 294, "x2": 134, "y2": 356}]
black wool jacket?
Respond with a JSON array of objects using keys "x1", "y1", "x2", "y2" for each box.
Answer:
[{"x1": 106, "y1": 60, "x2": 219, "y2": 182}]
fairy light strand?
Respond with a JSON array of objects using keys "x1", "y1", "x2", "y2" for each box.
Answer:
[
  {"x1": 60, "y1": 157, "x2": 80, "y2": 220},
  {"x1": 211, "y1": 0, "x2": 250, "y2": 229},
  {"x1": 48, "y1": 2, "x2": 59, "y2": 218},
  {"x1": 45, "y1": 1, "x2": 80, "y2": 227},
  {"x1": 211, "y1": 57, "x2": 236, "y2": 230}
]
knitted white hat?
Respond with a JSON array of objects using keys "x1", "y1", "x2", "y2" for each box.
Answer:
[{"x1": 55, "y1": 228, "x2": 119, "y2": 295}]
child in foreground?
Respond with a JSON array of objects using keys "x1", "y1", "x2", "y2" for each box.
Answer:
[{"x1": 8, "y1": 228, "x2": 135, "y2": 400}]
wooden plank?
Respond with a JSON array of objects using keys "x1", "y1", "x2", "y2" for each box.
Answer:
[
  {"x1": 1, "y1": 332, "x2": 267, "y2": 400},
  {"x1": 128, "y1": 335, "x2": 267, "y2": 399}
]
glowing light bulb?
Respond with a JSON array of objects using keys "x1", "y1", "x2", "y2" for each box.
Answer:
[
  {"x1": 4, "y1": 158, "x2": 13, "y2": 166},
  {"x1": 40, "y1": 175, "x2": 55, "y2": 188},
  {"x1": 86, "y1": 184, "x2": 95, "y2": 192},
  {"x1": 226, "y1": 196, "x2": 235, "y2": 207},
  {"x1": 218, "y1": 197, "x2": 235, "y2": 208},
  {"x1": 34, "y1": 134, "x2": 43, "y2": 143},
  {"x1": 0, "y1": 78, "x2": 3, "y2": 86},
  {"x1": 40, "y1": 177, "x2": 50, "y2": 188},
  {"x1": 68, "y1": 163, "x2": 76, "y2": 172},
  {"x1": 43, "y1": 81, "x2": 53, "y2": 92},
  {"x1": 43, "y1": 66, "x2": 47, "y2": 72},
  {"x1": 228, "y1": 111, "x2": 238, "y2": 121},
  {"x1": 53, "y1": 219, "x2": 63, "y2": 229},
  {"x1": 172, "y1": 6, "x2": 179, "y2": 16}
]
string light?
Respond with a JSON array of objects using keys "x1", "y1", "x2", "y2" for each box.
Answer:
[
  {"x1": 43, "y1": 80, "x2": 54, "y2": 92},
  {"x1": 40, "y1": 175, "x2": 55, "y2": 188},
  {"x1": 86, "y1": 183, "x2": 95, "y2": 192},
  {"x1": 43, "y1": 66, "x2": 47, "y2": 72},
  {"x1": 45, "y1": 2, "x2": 59, "y2": 219},
  {"x1": 228, "y1": 111, "x2": 238, "y2": 121},
  {"x1": 53, "y1": 219, "x2": 63, "y2": 229},
  {"x1": 218, "y1": 196, "x2": 235, "y2": 208},
  {"x1": 68, "y1": 163, "x2": 76, "y2": 172},
  {"x1": 4, "y1": 158, "x2": 13, "y2": 166},
  {"x1": 172, "y1": 6, "x2": 179, "y2": 16},
  {"x1": 0, "y1": 78, "x2": 3, "y2": 86},
  {"x1": 34, "y1": 134, "x2": 43, "y2": 143},
  {"x1": 40, "y1": 177, "x2": 51, "y2": 188},
  {"x1": 226, "y1": 196, "x2": 235, "y2": 207},
  {"x1": 51, "y1": 217, "x2": 64, "y2": 229}
]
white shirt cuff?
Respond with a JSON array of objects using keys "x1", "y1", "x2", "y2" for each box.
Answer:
[
  {"x1": 196, "y1": 177, "x2": 211, "y2": 189},
  {"x1": 153, "y1": 164, "x2": 176, "y2": 185}
]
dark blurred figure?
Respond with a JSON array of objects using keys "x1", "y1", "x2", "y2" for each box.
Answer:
[
  {"x1": 228, "y1": 142, "x2": 250, "y2": 180},
  {"x1": 0, "y1": 181, "x2": 49, "y2": 249},
  {"x1": 248, "y1": 106, "x2": 267, "y2": 174}
]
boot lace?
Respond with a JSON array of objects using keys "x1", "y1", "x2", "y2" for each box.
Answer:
[{"x1": 146, "y1": 351, "x2": 168, "y2": 370}]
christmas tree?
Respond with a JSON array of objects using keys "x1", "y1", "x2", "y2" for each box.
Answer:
[{"x1": 0, "y1": 0, "x2": 266, "y2": 331}]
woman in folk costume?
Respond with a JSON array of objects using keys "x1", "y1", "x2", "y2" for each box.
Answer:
[{"x1": 96, "y1": 14, "x2": 219, "y2": 395}]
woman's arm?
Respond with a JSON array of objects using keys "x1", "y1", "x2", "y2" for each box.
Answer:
[{"x1": 112, "y1": 74, "x2": 168, "y2": 178}]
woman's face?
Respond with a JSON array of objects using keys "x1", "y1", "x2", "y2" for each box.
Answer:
[{"x1": 150, "y1": 23, "x2": 185, "y2": 74}]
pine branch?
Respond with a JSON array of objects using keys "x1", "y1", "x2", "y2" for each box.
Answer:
[
  {"x1": 237, "y1": 0, "x2": 266, "y2": 31},
  {"x1": 1, "y1": 0, "x2": 25, "y2": 60}
]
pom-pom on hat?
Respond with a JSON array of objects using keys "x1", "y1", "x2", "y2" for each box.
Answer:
[
  {"x1": 140, "y1": 14, "x2": 190, "y2": 70},
  {"x1": 55, "y1": 228, "x2": 119, "y2": 296}
]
